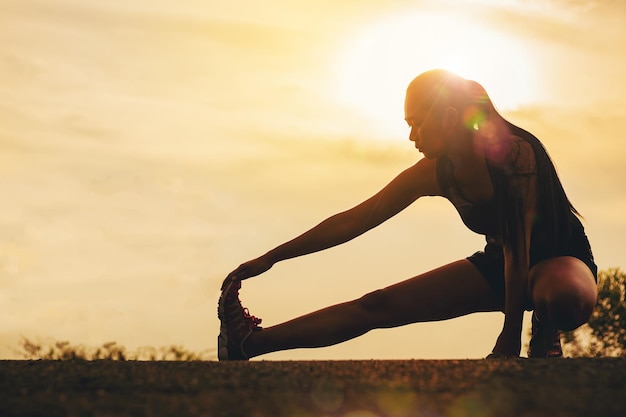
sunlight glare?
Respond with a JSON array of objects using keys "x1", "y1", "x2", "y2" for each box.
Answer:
[{"x1": 333, "y1": 10, "x2": 540, "y2": 140}]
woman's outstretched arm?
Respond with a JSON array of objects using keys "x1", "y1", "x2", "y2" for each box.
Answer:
[{"x1": 222, "y1": 158, "x2": 440, "y2": 288}]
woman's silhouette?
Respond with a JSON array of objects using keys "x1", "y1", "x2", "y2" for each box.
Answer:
[{"x1": 218, "y1": 69, "x2": 597, "y2": 360}]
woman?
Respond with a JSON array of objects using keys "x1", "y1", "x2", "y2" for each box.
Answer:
[{"x1": 217, "y1": 69, "x2": 598, "y2": 360}]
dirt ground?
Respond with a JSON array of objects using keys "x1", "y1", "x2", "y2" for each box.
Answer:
[{"x1": 1, "y1": 358, "x2": 625, "y2": 417}]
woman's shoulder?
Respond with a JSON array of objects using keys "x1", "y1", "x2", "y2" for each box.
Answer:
[
  {"x1": 413, "y1": 156, "x2": 439, "y2": 172},
  {"x1": 403, "y1": 157, "x2": 441, "y2": 196}
]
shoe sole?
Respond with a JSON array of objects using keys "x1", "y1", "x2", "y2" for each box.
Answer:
[{"x1": 217, "y1": 281, "x2": 233, "y2": 361}]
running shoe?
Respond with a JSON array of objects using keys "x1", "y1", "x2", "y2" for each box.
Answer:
[
  {"x1": 217, "y1": 279, "x2": 262, "y2": 361},
  {"x1": 527, "y1": 312, "x2": 563, "y2": 358}
]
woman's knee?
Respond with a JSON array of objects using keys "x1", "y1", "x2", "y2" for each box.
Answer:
[
  {"x1": 354, "y1": 288, "x2": 415, "y2": 328},
  {"x1": 535, "y1": 289, "x2": 596, "y2": 331},
  {"x1": 356, "y1": 289, "x2": 393, "y2": 315}
]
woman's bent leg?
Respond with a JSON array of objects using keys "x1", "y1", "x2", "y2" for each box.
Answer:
[
  {"x1": 526, "y1": 256, "x2": 597, "y2": 358},
  {"x1": 529, "y1": 256, "x2": 597, "y2": 331},
  {"x1": 244, "y1": 259, "x2": 502, "y2": 358}
]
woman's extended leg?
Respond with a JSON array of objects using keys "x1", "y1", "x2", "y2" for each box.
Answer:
[{"x1": 240, "y1": 259, "x2": 502, "y2": 358}]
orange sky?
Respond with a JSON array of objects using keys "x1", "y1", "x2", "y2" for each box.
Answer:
[{"x1": 1, "y1": 0, "x2": 625, "y2": 360}]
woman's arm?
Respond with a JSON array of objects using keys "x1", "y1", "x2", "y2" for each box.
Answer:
[
  {"x1": 223, "y1": 158, "x2": 440, "y2": 287},
  {"x1": 266, "y1": 158, "x2": 439, "y2": 262},
  {"x1": 492, "y1": 140, "x2": 538, "y2": 357},
  {"x1": 494, "y1": 200, "x2": 535, "y2": 356}
]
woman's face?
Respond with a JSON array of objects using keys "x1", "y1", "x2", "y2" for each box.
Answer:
[{"x1": 405, "y1": 99, "x2": 447, "y2": 159}]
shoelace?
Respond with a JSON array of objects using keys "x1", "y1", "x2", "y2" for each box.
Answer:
[
  {"x1": 242, "y1": 307, "x2": 262, "y2": 330},
  {"x1": 226, "y1": 285, "x2": 263, "y2": 330}
]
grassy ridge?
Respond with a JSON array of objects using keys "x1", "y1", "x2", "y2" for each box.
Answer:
[{"x1": 1, "y1": 359, "x2": 625, "y2": 416}]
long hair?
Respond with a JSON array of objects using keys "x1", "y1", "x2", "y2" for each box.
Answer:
[
  {"x1": 497, "y1": 122, "x2": 581, "y2": 259},
  {"x1": 409, "y1": 70, "x2": 581, "y2": 260}
]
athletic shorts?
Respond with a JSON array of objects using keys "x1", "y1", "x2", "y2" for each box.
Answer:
[{"x1": 467, "y1": 234, "x2": 598, "y2": 308}]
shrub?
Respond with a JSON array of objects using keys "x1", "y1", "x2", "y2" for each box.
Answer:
[{"x1": 17, "y1": 338, "x2": 216, "y2": 361}]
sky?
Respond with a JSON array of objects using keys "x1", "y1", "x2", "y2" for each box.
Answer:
[{"x1": 1, "y1": 0, "x2": 625, "y2": 360}]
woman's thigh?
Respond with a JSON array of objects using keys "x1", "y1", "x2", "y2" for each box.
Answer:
[{"x1": 361, "y1": 259, "x2": 503, "y2": 329}]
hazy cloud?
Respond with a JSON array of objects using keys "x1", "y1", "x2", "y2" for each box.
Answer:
[{"x1": 1, "y1": 0, "x2": 624, "y2": 359}]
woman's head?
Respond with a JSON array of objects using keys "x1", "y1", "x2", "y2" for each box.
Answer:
[{"x1": 404, "y1": 69, "x2": 499, "y2": 158}]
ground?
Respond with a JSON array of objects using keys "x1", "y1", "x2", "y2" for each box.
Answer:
[{"x1": 1, "y1": 358, "x2": 624, "y2": 416}]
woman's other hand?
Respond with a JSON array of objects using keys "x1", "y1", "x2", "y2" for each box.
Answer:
[{"x1": 221, "y1": 255, "x2": 275, "y2": 290}]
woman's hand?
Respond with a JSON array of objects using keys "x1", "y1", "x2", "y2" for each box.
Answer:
[
  {"x1": 221, "y1": 254, "x2": 275, "y2": 290},
  {"x1": 489, "y1": 325, "x2": 522, "y2": 358}
]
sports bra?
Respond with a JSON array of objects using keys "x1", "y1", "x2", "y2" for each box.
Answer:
[{"x1": 435, "y1": 154, "x2": 500, "y2": 238}]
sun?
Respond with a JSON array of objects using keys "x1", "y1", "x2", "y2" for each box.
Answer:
[{"x1": 332, "y1": 10, "x2": 541, "y2": 140}]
